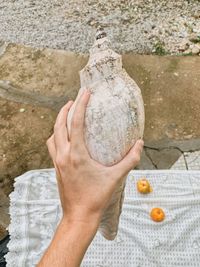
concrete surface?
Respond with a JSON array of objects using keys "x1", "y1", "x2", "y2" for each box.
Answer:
[{"x1": 172, "y1": 150, "x2": 200, "y2": 170}]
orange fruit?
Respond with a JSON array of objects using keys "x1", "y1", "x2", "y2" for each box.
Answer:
[
  {"x1": 150, "y1": 208, "x2": 165, "y2": 222},
  {"x1": 137, "y1": 178, "x2": 152, "y2": 194}
]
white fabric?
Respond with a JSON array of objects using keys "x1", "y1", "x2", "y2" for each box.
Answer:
[{"x1": 5, "y1": 169, "x2": 200, "y2": 267}]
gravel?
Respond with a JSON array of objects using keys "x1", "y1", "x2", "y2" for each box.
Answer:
[{"x1": 0, "y1": 0, "x2": 200, "y2": 54}]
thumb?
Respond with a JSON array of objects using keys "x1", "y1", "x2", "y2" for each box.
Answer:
[{"x1": 109, "y1": 139, "x2": 144, "y2": 180}]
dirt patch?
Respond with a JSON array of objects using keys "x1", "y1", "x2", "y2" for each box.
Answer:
[
  {"x1": 0, "y1": 44, "x2": 87, "y2": 98},
  {"x1": 0, "y1": 97, "x2": 56, "y2": 195}
]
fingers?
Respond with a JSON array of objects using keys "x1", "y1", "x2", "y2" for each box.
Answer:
[
  {"x1": 70, "y1": 90, "x2": 90, "y2": 147},
  {"x1": 109, "y1": 139, "x2": 144, "y2": 180},
  {"x1": 54, "y1": 100, "x2": 74, "y2": 153},
  {"x1": 46, "y1": 134, "x2": 60, "y2": 174}
]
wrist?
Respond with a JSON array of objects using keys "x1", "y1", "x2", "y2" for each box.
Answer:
[
  {"x1": 38, "y1": 210, "x2": 100, "y2": 267},
  {"x1": 60, "y1": 211, "x2": 101, "y2": 233}
]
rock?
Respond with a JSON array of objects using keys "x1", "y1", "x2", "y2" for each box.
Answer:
[
  {"x1": 193, "y1": 28, "x2": 200, "y2": 34},
  {"x1": 189, "y1": 33, "x2": 199, "y2": 43},
  {"x1": 183, "y1": 49, "x2": 192, "y2": 55},
  {"x1": 145, "y1": 138, "x2": 200, "y2": 152},
  {"x1": 72, "y1": 10, "x2": 81, "y2": 16},
  {"x1": 191, "y1": 45, "x2": 200, "y2": 55},
  {"x1": 145, "y1": 148, "x2": 182, "y2": 169},
  {"x1": 178, "y1": 30, "x2": 188, "y2": 38},
  {"x1": 192, "y1": 12, "x2": 200, "y2": 19},
  {"x1": 178, "y1": 40, "x2": 190, "y2": 51},
  {"x1": 136, "y1": 149, "x2": 156, "y2": 170},
  {"x1": 87, "y1": 18, "x2": 97, "y2": 26},
  {"x1": 174, "y1": 72, "x2": 179, "y2": 76},
  {"x1": 148, "y1": 34, "x2": 156, "y2": 40},
  {"x1": 19, "y1": 108, "x2": 25, "y2": 113}
]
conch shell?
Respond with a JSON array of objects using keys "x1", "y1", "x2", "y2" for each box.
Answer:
[{"x1": 67, "y1": 27, "x2": 145, "y2": 240}]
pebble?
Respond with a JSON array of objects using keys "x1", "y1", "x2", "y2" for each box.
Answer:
[
  {"x1": 193, "y1": 12, "x2": 200, "y2": 19},
  {"x1": 191, "y1": 45, "x2": 200, "y2": 55},
  {"x1": 178, "y1": 40, "x2": 190, "y2": 51},
  {"x1": 189, "y1": 33, "x2": 199, "y2": 42},
  {"x1": 19, "y1": 108, "x2": 25, "y2": 113},
  {"x1": 183, "y1": 49, "x2": 192, "y2": 55},
  {"x1": 184, "y1": 134, "x2": 193, "y2": 139},
  {"x1": 87, "y1": 18, "x2": 97, "y2": 26}
]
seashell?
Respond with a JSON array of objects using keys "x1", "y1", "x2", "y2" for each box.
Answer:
[{"x1": 67, "y1": 26, "x2": 145, "y2": 240}]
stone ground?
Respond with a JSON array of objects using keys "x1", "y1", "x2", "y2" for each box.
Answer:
[
  {"x1": 0, "y1": 0, "x2": 200, "y2": 55},
  {"x1": 172, "y1": 150, "x2": 200, "y2": 170},
  {"x1": 0, "y1": 43, "x2": 200, "y2": 240}
]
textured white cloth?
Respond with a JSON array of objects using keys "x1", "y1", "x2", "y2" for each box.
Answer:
[{"x1": 5, "y1": 169, "x2": 200, "y2": 267}]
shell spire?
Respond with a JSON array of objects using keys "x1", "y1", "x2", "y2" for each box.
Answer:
[
  {"x1": 79, "y1": 26, "x2": 122, "y2": 87},
  {"x1": 89, "y1": 26, "x2": 111, "y2": 55},
  {"x1": 95, "y1": 26, "x2": 107, "y2": 40}
]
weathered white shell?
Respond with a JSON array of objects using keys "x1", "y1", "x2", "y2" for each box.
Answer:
[{"x1": 67, "y1": 29, "x2": 145, "y2": 240}]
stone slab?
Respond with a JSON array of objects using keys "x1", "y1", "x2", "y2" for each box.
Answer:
[
  {"x1": 135, "y1": 149, "x2": 156, "y2": 170},
  {"x1": 0, "y1": 45, "x2": 200, "y2": 141},
  {"x1": 170, "y1": 155, "x2": 187, "y2": 170},
  {"x1": 145, "y1": 147, "x2": 182, "y2": 169}
]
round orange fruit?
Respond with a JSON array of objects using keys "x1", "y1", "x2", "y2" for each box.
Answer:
[
  {"x1": 150, "y1": 208, "x2": 165, "y2": 222},
  {"x1": 137, "y1": 178, "x2": 152, "y2": 194}
]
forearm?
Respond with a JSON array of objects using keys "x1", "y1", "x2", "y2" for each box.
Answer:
[{"x1": 37, "y1": 216, "x2": 99, "y2": 267}]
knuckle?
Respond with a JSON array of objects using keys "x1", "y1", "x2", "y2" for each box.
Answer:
[
  {"x1": 55, "y1": 156, "x2": 67, "y2": 169},
  {"x1": 70, "y1": 152, "x2": 84, "y2": 167}
]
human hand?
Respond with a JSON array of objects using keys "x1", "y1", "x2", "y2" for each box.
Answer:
[{"x1": 46, "y1": 89, "x2": 144, "y2": 225}]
